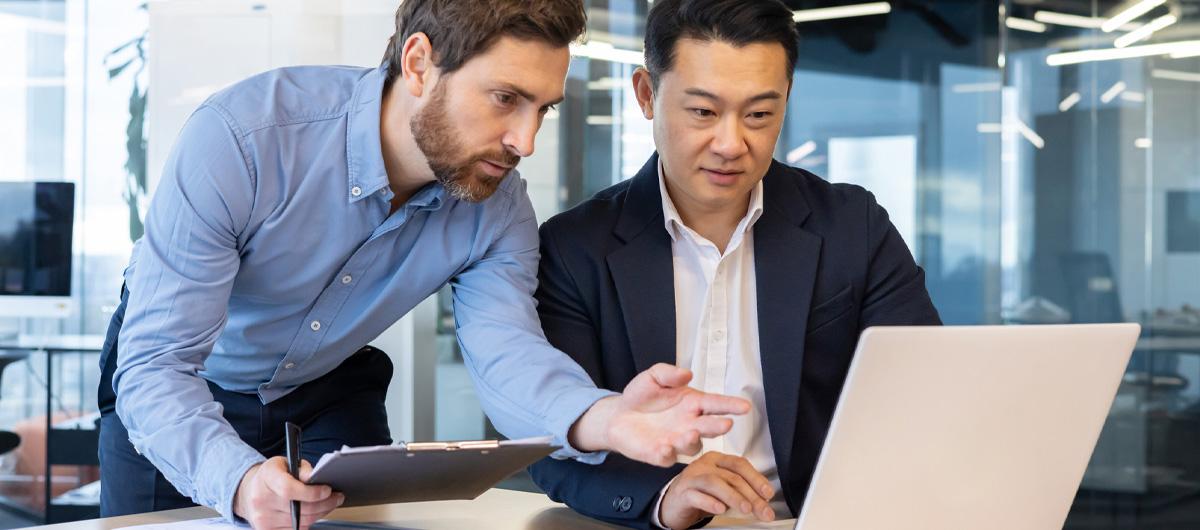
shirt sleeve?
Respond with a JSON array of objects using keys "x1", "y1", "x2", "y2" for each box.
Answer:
[
  {"x1": 449, "y1": 178, "x2": 616, "y2": 463},
  {"x1": 114, "y1": 104, "x2": 266, "y2": 521}
]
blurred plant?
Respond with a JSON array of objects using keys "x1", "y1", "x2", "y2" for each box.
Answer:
[{"x1": 104, "y1": 19, "x2": 148, "y2": 242}]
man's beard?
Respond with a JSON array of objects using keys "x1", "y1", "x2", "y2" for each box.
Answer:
[{"x1": 410, "y1": 82, "x2": 520, "y2": 202}]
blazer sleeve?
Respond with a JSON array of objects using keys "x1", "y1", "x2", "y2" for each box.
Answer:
[
  {"x1": 528, "y1": 222, "x2": 687, "y2": 529},
  {"x1": 859, "y1": 191, "x2": 943, "y2": 327}
]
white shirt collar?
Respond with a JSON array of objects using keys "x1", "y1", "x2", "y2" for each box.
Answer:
[{"x1": 657, "y1": 160, "x2": 765, "y2": 244}]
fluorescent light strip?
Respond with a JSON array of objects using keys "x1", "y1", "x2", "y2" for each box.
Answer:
[
  {"x1": 977, "y1": 123, "x2": 1004, "y2": 134},
  {"x1": 1059, "y1": 92, "x2": 1082, "y2": 112},
  {"x1": 1169, "y1": 49, "x2": 1200, "y2": 59},
  {"x1": 1102, "y1": 0, "x2": 1165, "y2": 33},
  {"x1": 1006, "y1": 17, "x2": 1047, "y2": 33},
  {"x1": 793, "y1": 2, "x2": 891, "y2": 23},
  {"x1": 1100, "y1": 81, "x2": 1127, "y2": 103},
  {"x1": 1152, "y1": 68, "x2": 1200, "y2": 82},
  {"x1": 786, "y1": 141, "x2": 817, "y2": 164},
  {"x1": 1034, "y1": 10, "x2": 1139, "y2": 31},
  {"x1": 1121, "y1": 91, "x2": 1145, "y2": 102},
  {"x1": 570, "y1": 42, "x2": 644, "y2": 65},
  {"x1": 1046, "y1": 40, "x2": 1200, "y2": 65},
  {"x1": 1014, "y1": 119, "x2": 1045, "y2": 149},
  {"x1": 1114, "y1": 14, "x2": 1177, "y2": 48},
  {"x1": 1135, "y1": 138, "x2": 1152, "y2": 148},
  {"x1": 952, "y1": 82, "x2": 1002, "y2": 93}
]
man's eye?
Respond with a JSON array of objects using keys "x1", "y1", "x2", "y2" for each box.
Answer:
[
  {"x1": 690, "y1": 108, "x2": 715, "y2": 118},
  {"x1": 749, "y1": 111, "x2": 772, "y2": 120},
  {"x1": 495, "y1": 92, "x2": 516, "y2": 106}
]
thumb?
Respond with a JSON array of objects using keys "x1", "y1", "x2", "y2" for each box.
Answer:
[
  {"x1": 646, "y1": 363, "x2": 692, "y2": 389},
  {"x1": 298, "y1": 459, "x2": 314, "y2": 482}
]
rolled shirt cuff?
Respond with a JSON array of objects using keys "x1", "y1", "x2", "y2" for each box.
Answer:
[{"x1": 546, "y1": 386, "x2": 618, "y2": 465}]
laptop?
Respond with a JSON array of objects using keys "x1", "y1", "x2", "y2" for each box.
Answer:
[{"x1": 710, "y1": 324, "x2": 1140, "y2": 530}]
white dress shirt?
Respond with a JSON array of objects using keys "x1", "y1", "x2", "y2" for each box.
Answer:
[{"x1": 651, "y1": 164, "x2": 788, "y2": 527}]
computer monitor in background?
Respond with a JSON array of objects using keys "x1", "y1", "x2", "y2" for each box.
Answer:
[{"x1": 0, "y1": 182, "x2": 75, "y2": 318}]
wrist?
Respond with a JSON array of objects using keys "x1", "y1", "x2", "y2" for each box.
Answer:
[
  {"x1": 568, "y1": 395, "x2": 618, "y2": 452},
  {"x1": 233, "y1": 463, "x2": 261, "y2": 519}
]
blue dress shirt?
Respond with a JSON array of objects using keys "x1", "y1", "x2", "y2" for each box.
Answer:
[{"x1": 114, "y1": 64, "x2": 613, "y2": 520}]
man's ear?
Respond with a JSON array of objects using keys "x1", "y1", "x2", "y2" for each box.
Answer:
[
  {"x1": 401, "y1": 32, "x2": 437, "y2": 98},
  {"x1": 632, "y1": 67, "x2": 655, "y2": 120}
]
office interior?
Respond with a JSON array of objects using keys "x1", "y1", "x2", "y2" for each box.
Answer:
[{"x1": 0, "y1": 0, "x2": 1198, "y2": 527}]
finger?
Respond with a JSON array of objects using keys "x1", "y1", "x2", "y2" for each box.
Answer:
[
  {"x1": 262, "y1": 459, "x2": 333, "y2": 503},
  {"x1": 684, "y1": 488, "x2": 727, "y2": 516},
  {"x1": 301, "y1": 492, "x2": 345, "y2": 517},
  {"x1": 695, "y1": 392, "x2": 751, "y2": 416},
  {"x1": 647, "y1": 363, "x2": 693, "y2": 388},
  {"x1": 715, "y1": 457, "x2": 774, "y2": 500},
  {"x1": 693, "y1": 474, "x2": 756, "y2": 517},
  {"x1": 690, "y1": 416, "x2": 734, "y2": 438},
  {"x1": 714, "y1": 468, "x2": 773, "y2": 521},
  {"x1": 298, "y1": 459, "x2": 315, "y2": 482}
]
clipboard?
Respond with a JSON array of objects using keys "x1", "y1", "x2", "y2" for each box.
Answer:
[{"x1": 306, "y1": 437, "x2": 558, "y2": 507}]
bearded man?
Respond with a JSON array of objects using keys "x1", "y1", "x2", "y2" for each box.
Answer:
[{"x1": 96, "y1": 1, "x2": 750, "y2": 528}]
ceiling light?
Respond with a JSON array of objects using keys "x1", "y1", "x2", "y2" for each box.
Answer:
[
  {"x1": 1102, "y1": 0, "x2": 1166, "y2": 33},
  {"x1": 1034, "y1": 11, "x2": 1138, "y2": 31},
  {"x1": 1114, "y1": 14, "x2": 1177, "y2": 48},
  {"x1": 570, "y1": 42, "x2": 643, "y2": 65},
  {"x1": 1100, "y1": 81, "x2": 1127, "y2": 103},
  {"x1": 786, "y1": 141, "x2": 817, "y2": 164},
  {"x1": 1007, "y1": 17, "x2": 1047, "y2": 33},
  {"x1": 1046, "y1": 40, "x2": 1200, "y2": 65},
  {"x1": 793, "y1": 2, "x2": 891, "y2": 23},
  {"x1": 1058, "y1": 92, "x2": 1081, "y2": 112},
  {"x1": 1152, "y1": 68, "x2": 1200, "y2": 82}
]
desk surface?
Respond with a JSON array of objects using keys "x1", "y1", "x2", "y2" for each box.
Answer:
[
  {"x1": 32, "y1": 489, "x2": 769, "y2": 530},
  {"x1": 35, "y1": 489, "x2": 622, "y2": 530}
]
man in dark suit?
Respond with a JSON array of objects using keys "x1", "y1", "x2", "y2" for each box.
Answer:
[{"x1": 527, "y1": 0, "x2": 942, "y2": 528}]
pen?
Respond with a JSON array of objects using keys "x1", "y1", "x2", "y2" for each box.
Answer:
[{"x1": 285, "y1": 422, "x2": 302, "y2": 530}]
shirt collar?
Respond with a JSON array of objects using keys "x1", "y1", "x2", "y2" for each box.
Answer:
[
  {"x1": 345, "y1": 64, "x2": 392, "y2": 204},
  {"x1": 657, "y1": 161, "x2": 765, "y2": 243}
]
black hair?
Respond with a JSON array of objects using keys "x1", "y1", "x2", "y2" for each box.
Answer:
[{"x1": 643, "y1": 0, "x2": 799, "y2": 87}]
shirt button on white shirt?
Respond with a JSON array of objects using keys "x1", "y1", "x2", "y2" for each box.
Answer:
[
  {"x1": 310, "y1": 320, "x2": 321, "y2": 331},
  {"x1": 341, "y1": 274, "x2": 353, "y2": 284},
  {"x1": 713, "y1": 329, "x2": 726, "y2": 341}
]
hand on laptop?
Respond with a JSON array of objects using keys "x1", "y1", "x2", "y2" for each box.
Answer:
[
  {"x1": 569, "y1": 363, "x2": 751, "y2": 467},
  {"x1": 660, "y1": 452, "x2": 776, "y2": 530}
]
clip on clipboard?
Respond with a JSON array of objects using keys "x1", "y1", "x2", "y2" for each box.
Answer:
[{"x1": 306, "y1": 436, "x2": 558, "y2": 507}]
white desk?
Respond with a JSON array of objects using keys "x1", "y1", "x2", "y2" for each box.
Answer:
[
  {"x1": 29, "y1": 488, "x2": 777, "y2": 530},
  {"x1": 33, "y1": 489, "x2": 621, "y2": 530}
]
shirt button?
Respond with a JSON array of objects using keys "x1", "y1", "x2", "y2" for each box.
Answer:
[
  {"x1": 284, "y1": 362, "x2": 296, "y2": 370},
  {"x1": 713, "y1": 329, "x2": 725, "y2": 341},
  {"x1": 310, "y1": 320, "x2": 321, "y2": 331},
  {"x1": 341, "y1": 275, "x2": 353, "y2": 284},
  {"x1": 351, "y1": 186, "x2": 362, "y2": 197}
]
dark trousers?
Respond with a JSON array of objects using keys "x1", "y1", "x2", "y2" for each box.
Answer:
[{"x1": 97, "y1": 286, "x2": 394, "y2": 517}]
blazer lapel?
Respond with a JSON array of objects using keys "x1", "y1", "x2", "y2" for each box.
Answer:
[
  {"x1": 607, "y1": 154, "x2": 677, "y2": 373},
  {"x1": 755, "y1": 161, "x2": 821, "y2": 497}
]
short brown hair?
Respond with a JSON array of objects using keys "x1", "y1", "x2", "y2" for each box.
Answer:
[{"x1": 382, "y1": 0, "x2": 587, "y2": 86}]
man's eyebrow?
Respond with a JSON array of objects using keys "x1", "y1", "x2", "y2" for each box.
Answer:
[
  {"x1": 496, "y1": 82, "x2": 564, "y2": 107},
  {"x1": 683, "y1": 88, "x2": 784, "y2": 104}
]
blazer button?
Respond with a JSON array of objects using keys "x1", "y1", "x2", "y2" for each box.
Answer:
[{"x1": 613, "y1": 496, "x2": 632, "y2": 512}]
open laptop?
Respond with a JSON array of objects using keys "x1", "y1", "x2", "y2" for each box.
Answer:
[{"x1": 711, "y1": 324, "x2": 1140, "y2": 530}]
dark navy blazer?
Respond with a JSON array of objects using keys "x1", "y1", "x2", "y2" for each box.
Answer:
[{"x1": 528, "y1": 154, "x2": 942, "y2": 528}]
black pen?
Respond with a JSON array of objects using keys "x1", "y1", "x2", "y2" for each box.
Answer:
[{"x1": 285, "y1": 422, "x2": 302, "y2": 530}]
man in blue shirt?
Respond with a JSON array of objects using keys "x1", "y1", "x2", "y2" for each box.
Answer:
[{"x1": 97, "y1": 1, "x2": 749, "y2": 528}]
